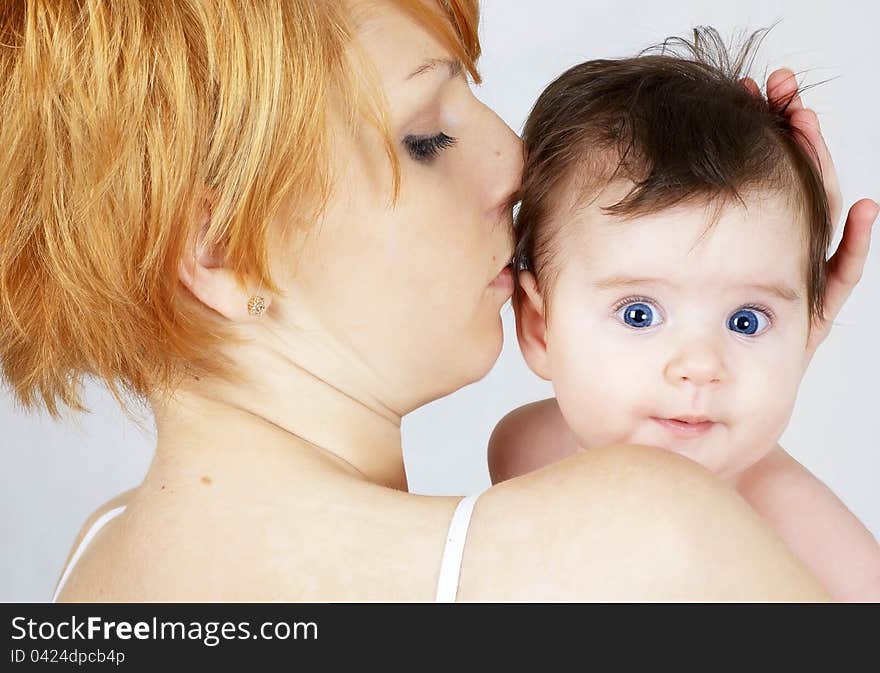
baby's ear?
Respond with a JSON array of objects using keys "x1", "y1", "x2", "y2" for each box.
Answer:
[{"x1": 514, "y1": 271, "x2": 551, "y2": 380}]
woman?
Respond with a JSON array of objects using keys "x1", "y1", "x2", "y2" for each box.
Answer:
[{"x1": 2, "y1": 1, "x2": 874, "y2": 601}]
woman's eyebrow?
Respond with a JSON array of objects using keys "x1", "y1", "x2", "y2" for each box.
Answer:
[{"x1": 405, "y1": 57, "x2": 463, "y2": 82}]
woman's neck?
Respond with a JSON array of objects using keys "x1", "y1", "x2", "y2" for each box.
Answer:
[{"x1": 149, "y1": 330, "x2": 409, "y2": 493}]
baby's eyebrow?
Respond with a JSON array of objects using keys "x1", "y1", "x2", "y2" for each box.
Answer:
[
  {"x1": 742, "y1": 282, "x2": 801, "y2": 302},
  {"x1": 593, "y1": 276, "x2": 669, "y2": 291},
  {"x1": 593, "y1": 276, "x2": 801, "y2": 302}
]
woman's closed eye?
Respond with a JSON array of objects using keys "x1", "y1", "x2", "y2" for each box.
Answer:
[
  {"x1": 614, "y1": 297, "x2": 664, "y2": 330},
  {"x1": 727, "y1": 305, "x2": 772, "y2": 336},
  {"x1": 403, "y1": 132, "x2": 457, "y2": 163}
]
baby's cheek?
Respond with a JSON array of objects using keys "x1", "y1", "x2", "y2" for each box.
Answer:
[
  {"x1": 549, "y1": 334, "x2": 644, "y2": 450},
  {"x1": 730, "y1": 350, "x2": 803, "y2": 452}
]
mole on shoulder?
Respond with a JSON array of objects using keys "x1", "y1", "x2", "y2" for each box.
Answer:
[{"x1": 201, "y1": 476, "x2": 212, "y2": 486}]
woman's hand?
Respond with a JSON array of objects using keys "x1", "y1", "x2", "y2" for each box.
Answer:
[{"x1": 747, "y1": 68, "x2": 879, "y2": 363}]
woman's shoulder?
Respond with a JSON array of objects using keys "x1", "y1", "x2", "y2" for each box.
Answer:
[
  {"x1": 58, "y1": 475, "x2": 465, "y2": 601},
  {"x1": 54, "y1": 488, "x2": 137, "y2": 602},
  {"x1": 60, "y1": 488, "x2": 136, "y2": 574},
  {"x1": 459, "y1": 443, "x2": 828, "y2": 601},
  {"x1": 58, "y1": 445, "x2": 828, "y2": 601}
]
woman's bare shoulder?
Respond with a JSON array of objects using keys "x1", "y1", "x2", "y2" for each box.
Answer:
[
  {"x1": 459, "y1": 443, "x2": 829, "y2": 601},
  {"x1": 59, "y1": 477, "x2": 462, "y2": 601},
  {"x1": 59, "y1": 488, "x2": 137, "y2": 570},
  {"x1": 54, "y1": 488, "x2": 138, "y2": 602},
  {"x1": 58, "y1": 446, "x2": 829, "y2": 602}
]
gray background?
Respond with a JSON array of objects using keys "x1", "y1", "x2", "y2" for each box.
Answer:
[{"x1": 2, "y1": 0, "x2": 877, "y2": 601}]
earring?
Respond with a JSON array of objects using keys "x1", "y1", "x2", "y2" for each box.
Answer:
[{"x1": 247, "y1": 295, "x2": 267, "y2": 316}]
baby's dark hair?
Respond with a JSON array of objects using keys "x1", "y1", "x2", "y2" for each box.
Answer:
[{"x1": 515, "y1": 26, "x2": 831, "y2": 320}]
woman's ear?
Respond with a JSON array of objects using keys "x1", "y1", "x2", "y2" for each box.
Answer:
[
  {"x1": 514, "y1": 270, "x2": 551, "y2": 380},
  {"x1": 178, "y1": 213, "x2": 271, "y2": 322}
]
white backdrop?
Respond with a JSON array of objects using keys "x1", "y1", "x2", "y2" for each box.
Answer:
[{"x1": 2, "y1": 0, "x2": 877, "y2": 601}]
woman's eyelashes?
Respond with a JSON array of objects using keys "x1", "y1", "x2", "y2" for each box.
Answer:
[
  {"x1": 403, "y1": 132, "x2": 457, "y2": 163},
  {"x1": 612, "y1": 297, "x2": 773, "y2": 336}
]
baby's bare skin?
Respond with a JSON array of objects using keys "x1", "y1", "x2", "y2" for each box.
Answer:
[{"x1": 734, "y1": 446, "x2": 880, "y2": 601}]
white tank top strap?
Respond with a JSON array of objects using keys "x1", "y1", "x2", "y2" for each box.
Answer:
[
  {"x1": 55, "y1": 492, "x2": 485, "y2": 602},
  {"x1": 52, "y1": 505, "x2": 127, "y2": 602},
  {"x1": 435, "y1": 490, "x2": 484, "y2": 603}
]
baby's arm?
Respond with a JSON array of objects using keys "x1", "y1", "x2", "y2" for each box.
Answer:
[
  {"x1": 488, "y1": 398, "x2": 580, "y2": 484},
  {"x1": 735, "y1": 447, "x2": 880, "y2": 602}
]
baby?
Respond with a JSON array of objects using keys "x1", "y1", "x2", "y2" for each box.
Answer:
[{"x1": 489, "y1": 29, "x2": 880, "y2": 601}]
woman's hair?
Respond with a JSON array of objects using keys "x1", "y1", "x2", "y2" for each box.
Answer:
[
  {"x1": 0, "y1": 0, "x2": 480, "y2": 419},
  {"x1": 515, "y1": 26, "x2": 831, "y2": 321}
]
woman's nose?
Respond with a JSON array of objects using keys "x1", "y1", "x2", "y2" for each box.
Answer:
[
  {"x1": 663, "y1": 338, "x2": 725, "y2": 387},
  {"x1": 486, "y1": 115, "x2": 524, "y2": 214}
]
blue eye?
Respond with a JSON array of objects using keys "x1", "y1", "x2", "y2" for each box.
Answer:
[
  {"x1": 618, "y1": 301, "x2": 663, "y2": 329},
  {"x1": 727, "y1": 308, "x2": 770, "y2": 336}
]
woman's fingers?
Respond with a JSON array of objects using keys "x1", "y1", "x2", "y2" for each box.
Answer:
[
  {"x1": 739, "y1": 76, "x2": 760, "y2": 97},
  {"x1": 808, "y1": 198, "x2": 880, "y2": 356},
  {"x1": 764, "y1": 68, "x2": 843, "y2": 228},
  {"x1": 766, "y1": 67, "x2": 804, "y2": 111},
  {"x1": 790, "y1": 108, "x2": 843, "y2": 224},
  {"x1": 764, "y1": 68, "x2": 876, "y2": 359},
  {"x1": 742, "y1": 69, "x2": 870, "y2": 361}
]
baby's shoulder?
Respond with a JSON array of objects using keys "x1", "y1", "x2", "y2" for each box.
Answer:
[
  {"x1": 738, "y1": 446, "x2": 807, "y2": 481},
  {"x1": 735, "y1": 447, "x2": 833, "y2": 517},
  {"x1": 737, "y1": 446, "x2": 812, "y2": 486}
]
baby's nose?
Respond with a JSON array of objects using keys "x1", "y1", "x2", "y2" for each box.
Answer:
[{"x1": 664, "y1": 339, "x2": 725, "y2": 387}]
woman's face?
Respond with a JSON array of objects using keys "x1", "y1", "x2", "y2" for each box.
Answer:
[{"x1": 279, "y1": 2, "x2": 522, "y2": 414}]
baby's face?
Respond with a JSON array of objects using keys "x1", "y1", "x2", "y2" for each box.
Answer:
[{"x1": 518, "y1": 186, "x2": 813, "y2": 480}]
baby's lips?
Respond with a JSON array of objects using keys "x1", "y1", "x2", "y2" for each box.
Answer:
[
  {"x1": 651, "y1": 416, "x2": 718, "y2": 437},
  {"x1": 670, "y1": 415, "x2": 714, "y2": 424}
]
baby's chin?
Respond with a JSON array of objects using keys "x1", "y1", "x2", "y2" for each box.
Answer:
[
  {"x1": 622, "y1": 420, "x2": 738, "y2": 475},
  {"x1": 653, "y1": 441, "x2": 727, "y2": 474},
  {"x1": 568, "y1": 414, "x2": 780, "y2": 479},
  {"x1": 624, "y1": 419, "x2": 783, "y2": 480}
]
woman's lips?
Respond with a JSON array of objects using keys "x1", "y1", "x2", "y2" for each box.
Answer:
[{"x1": 651, "y1": 417, "x2": 717, "y2": 437}]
